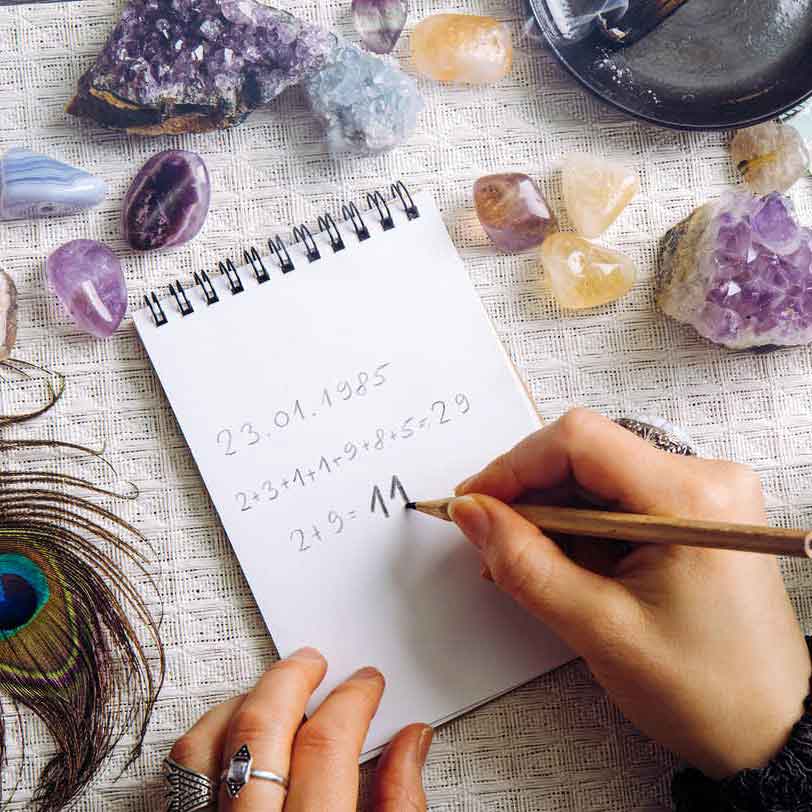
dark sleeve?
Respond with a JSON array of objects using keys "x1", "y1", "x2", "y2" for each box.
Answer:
[{"x1": 672, "y1": 637, "x2": 812, "y2": 812}]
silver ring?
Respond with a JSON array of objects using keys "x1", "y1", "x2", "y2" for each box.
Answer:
[
  {"x1": 163, "y1": 756, "x2": 218, "y2": 812},
  {"x1": 222, "y1": 744, "x2": 289, "y2": 799}
]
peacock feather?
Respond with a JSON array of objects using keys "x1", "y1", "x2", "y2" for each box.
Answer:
[{"x1": 0, "y1": 452, "x2": 165, "y2": 810}]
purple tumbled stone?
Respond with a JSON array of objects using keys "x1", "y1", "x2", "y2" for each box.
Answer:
[
  {"x1": 351, "y1": 0, "x2": 407, "y2": 54},
  {"x1": 123, "y1": 150, "x2": 210, "y2": 251},
  {"x1": 46, "y1": 240, "x2": 127, "y2": 338},
  {"x1": 66, "y1": 0, "x2": 336, "y2": 135},
  {"x1": 657, "y1": 190, "x2": 812, "y2": 349},
  {"x1": 474, "y1": 173, "x2": 557, "y2": 251}
]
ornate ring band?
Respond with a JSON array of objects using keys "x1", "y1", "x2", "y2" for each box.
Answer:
[
  {"x1": 163, "y1": 756, "x2": 218, "y2": 812},
  {"x1": 222, "y1": 744, "x2": 289, "y2": 799}
]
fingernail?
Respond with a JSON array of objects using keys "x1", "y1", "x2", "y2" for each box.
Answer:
[
  {"x1": 448, "y1": 496, "x2": 490, "y2": 550},
  {"x1": 454, "y1": 475, "x2": 477, "y2": 495},
  {"x1": 354, "y1": 666, "x2": 383, "y2": 681},
  {"x1": 290, "y1": 646, "x2": 323, "y2": 661},
  {"x1": 417, "y1": 726, "x2": 434, "y2": 766}
]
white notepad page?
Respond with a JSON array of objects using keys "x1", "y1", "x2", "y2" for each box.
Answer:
[{"x1": 134, "y1": 192, "x2": 573, "y2": 757}]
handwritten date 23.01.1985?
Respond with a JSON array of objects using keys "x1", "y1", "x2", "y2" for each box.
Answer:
[{"x1": 216, "y1": 363, "x2": 391, "y2": 457}]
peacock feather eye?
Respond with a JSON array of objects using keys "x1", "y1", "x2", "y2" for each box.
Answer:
[{"x1": 0, "y1": 553, "x2": 49, "y2": 638}]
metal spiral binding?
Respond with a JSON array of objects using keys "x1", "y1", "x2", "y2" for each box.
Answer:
[
  {"x1": 169, "y1": 280, "x2": 194, "y2": 316},
  {"x1": 293, "y1": 225, "x2": 321, "y2": 263},
  {"x1": 193, "y1": 270, "x2": 219, "y2": 304},
  {"x1": 144, "y1": 291, "x2": 168, "y2": 326},
  {"x1": 269, "y1": 235, "x2": 295, "y2": 273},
  {"x1": 317, "y1": 214, "x2": 345, "y2": 253},
  {"x1": 144, "y1": 182, "x2": 420, "y2": 326},
  {"x1": 367, "y1": 191, "x2": 394, "y2": 231},
  {"x1": 342, "y1": 202, "x2": 370, "y2": 242},
  {"x1": 219, "y1": 258, "x2": 244, "y2": 294},
  {"x1": 244, "y1": 247, "x2": 270, "y2": 284}
]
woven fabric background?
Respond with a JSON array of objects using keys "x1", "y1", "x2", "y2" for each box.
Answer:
[{"x1": 1, "y1": 0, "x2": 811, "y2": 809}]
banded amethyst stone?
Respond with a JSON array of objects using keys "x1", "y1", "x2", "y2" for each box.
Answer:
[
  {"x1": 657, "y1": 191, "x2": 812, "y2": 349},
  {"x1": 123, "y1": 150, "x2": 210, "y2": 251},
  {"x1": 46, "y1": 241, "x2": 127, "y2": 339},
  {"x1": 67, "y1": 0, "x2": 335, "y2": 135}
]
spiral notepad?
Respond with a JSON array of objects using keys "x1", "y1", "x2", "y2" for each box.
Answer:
[{"x1": 134, "y1": 184, "x2": 573, "y2": 758}]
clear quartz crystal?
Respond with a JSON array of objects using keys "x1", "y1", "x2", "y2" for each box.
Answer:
[{"x1": 731, "y1": 121, "x2": 810, "y2": 194}]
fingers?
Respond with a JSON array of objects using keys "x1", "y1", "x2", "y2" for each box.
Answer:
[
  {"x1": 169, "y1": 694, "x2": 246, "y2": 780},
  {"x1": 448, "y1": 494, "x2": 639, "y2": 653},
  {"x1": 219, "y1": 647, "x2": 327, "y2": 812},
  {"x1": 456, "y1": 408, "x2": 703, "y2": 515},
  {"x1": 285, "y1": 666, "x2": 386, "y2": 812},
  {"x1": 372, "y1": 723, "x2": 433, "y2": 812}
]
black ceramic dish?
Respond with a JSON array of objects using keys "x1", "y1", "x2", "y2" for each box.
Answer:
[{"x1": 527, "y1": 0, "x2": 812, "y2": 130}]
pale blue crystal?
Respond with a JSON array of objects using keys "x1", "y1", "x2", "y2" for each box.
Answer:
[
  {"x1": 303, "y1": 39, "x2": 422, "y2": 154},
  {"x1": 0, "y1": 148, "x2": 107, "y2": 221}
]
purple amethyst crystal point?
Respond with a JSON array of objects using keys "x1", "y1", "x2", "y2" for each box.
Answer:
[
  {"x1": 352, "y1": 0, "x2": 408, "y2": 54},
  {"x1": 67, "y1": 0, "x2": 335, "y2": 135},
  {"x1": 46, "y1": 240, "x2": 127, "y2": 338},
  {"x1": 123, "y1": 150, "x2": 210, "y2": 251},
  {"x1": 657, "y1": 190, "x2": 812, "y2": 349}
]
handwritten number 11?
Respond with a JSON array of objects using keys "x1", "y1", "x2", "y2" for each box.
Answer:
[{"x1": 371, "y1": 475, "x2": 411, "y2": 518}]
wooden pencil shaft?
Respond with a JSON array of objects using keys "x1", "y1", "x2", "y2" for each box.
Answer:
[{"x1": 410, "y1": 500, "x2": 812, "y2": 559}]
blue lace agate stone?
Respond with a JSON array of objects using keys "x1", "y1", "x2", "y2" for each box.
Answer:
[
  {"x1": 303, "y1": 39, "x2": 422, "y2": 154},
  {"x1": 0, "y1": 148, "x2": 107, "y2": 221}
]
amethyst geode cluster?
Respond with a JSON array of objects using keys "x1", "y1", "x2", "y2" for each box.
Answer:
[
  {"x1": 657, "y1": 191, "x2": 812, "y2": 350},
  {"x1": 67, "y1": 0, "x2": 335, "y2": 135}
]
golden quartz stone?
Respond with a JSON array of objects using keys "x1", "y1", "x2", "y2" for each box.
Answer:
[
  {"x1": 410, "y1": 14, "x2": 512, "y2": 84},
  {"x1": 540, "y1": 233, "x2": 636, "y2": 309},
  {"x1": 561, "y1": 153, "x2": 640, "y2": 238}
]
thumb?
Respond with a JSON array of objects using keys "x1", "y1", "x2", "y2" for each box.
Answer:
[
  {"x1": 448, "y1": 494, "x2": 637, "y2": 653},
  {"x1": 371, "y1": 723, "x2": 432, "y2": 812}
]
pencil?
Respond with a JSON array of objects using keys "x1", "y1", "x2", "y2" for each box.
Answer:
[{"x1": 405, "y1": 499, "x2": 812, "y2": 559}]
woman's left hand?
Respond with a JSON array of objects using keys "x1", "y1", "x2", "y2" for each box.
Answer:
[{"x1": 167, "y1": 646, "x2": 432, "y2": 811}]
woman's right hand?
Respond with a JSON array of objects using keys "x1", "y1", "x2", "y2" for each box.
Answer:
[{"x1": 450, "y1": 408, "x2": 810, "y2": 779}]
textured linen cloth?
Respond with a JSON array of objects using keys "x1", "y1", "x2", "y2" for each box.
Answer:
[{"x1": 1, "y1": 1, "x2": 811, "y2": 810}]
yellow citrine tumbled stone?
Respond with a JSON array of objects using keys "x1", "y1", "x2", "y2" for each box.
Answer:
[
  {"x1": 411, "y1": 14, "x2": 512, "y2": 84},
  {"x1": 562, "y1": 153, "x2": 640, "y2": 238},
  {"x1": 540, "y1": 233, "x2": 636, "y2": 309}
]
